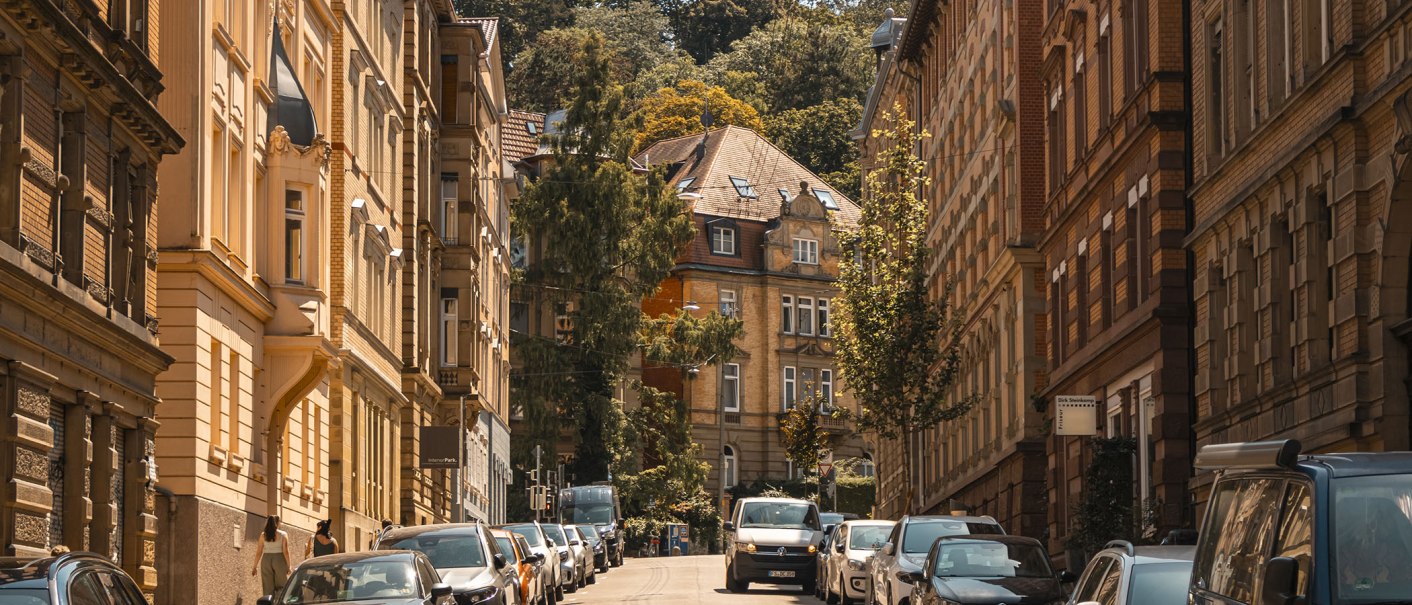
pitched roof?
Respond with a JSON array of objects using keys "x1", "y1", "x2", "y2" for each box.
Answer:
[
  {"x1": 459, "y1": 17, "x2": 499, "y2": 52},
  {"x1": 634, "y1": 126, "x2": 860, "y2": 226},
  {"x1": 504, "y1": 110, "x2": 546, "y2": 163}
]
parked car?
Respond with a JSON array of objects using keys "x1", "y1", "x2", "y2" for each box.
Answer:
[
  {"x1": 817, "y1": 527, "x2": 838, "y2": 598},
  {"x1": 0, "y1": 552, "x2": 149, "y2": 605},
  {"x1": 905, "y1": 535, "x2": 1069, "y2": 605},
  {"x1": 538, "y1": 523, "x2": 579, "y2": 594},
  {"x1": 723, "y1": 496, "x2": 825, "y2": 593},
  {"x1": 1068, "y1": 540, "x2": 1193, "y2": 605},
  {"x1": 502, "y1": 522, "x2": 563, "y2": 602},
  {"x1": 492, "y1": 527, "x2": 547, "y2": 605},
  {"x1": 867, "y1": 515, "x2": 1004, "y2": 605},
  {"x1": 561, "y1": 525, "x2": 594, "y2": 587},
  {"x1": 567, "y1": 525, "x2": 604, "y2": 578},
  {"x1": 259, "y1": 550, "x2": 454, "y2": 605},
  {"x1": 559, "y1": 484, "x2": 626, "y2": 567},
  {"x1": 1189, "y1": 439, "x2": 1412, "y2": 605},
  {"x1": 824, "y1": 519, "x2": 896, "y2": 605},
  {"x1": 378, "y1": 523, "x2": 518, "y2": 605}
]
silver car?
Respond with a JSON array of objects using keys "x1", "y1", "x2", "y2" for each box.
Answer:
[
  {"x1": 503, "y1": 522, "x2": 563, "y2": 602},
  {"x1": 824, "y1": 520, "x2": 895, "y2": 605},
  {"x1": 866, "y1": 515, "x2": 1004, "y2": 605},
  {"x1": 538, "y1": 523, "x2": 579, "y2": 593},
  {"x1": 565, "y1": 525, "x2": 599, "y2": 584},
  {"x1": 1069, "y1": 541, "x2": 1193, "y2": 605}
]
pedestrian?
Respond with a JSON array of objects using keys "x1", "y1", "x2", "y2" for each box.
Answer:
[
  {"x1": 251, "y1": 515, "x2": 291, "y2": 596},
  {"x1": 305, "y1": 519, "x2": 339, "y2": 559}
]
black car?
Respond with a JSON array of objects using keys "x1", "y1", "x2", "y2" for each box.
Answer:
[
  {"x1": 378, "y1": 523, "x2": 519, "y2": 605},
  {"x1": 0, "y1": 552, "x2": 148, "y2": 605},
  {"x1": 259, "y1": 550, "x2": 454, "y2": 605},
  {"x1": 906, "y1": 535, "x2": 1070, "y2": 605}
]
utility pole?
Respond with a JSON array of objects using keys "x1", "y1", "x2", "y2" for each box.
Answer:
[
  {"x1": 456, "y1": 395, "x2": 466, "y2": 523},
  {"x1": 534, "y1": 443, "x2": 543, "y2": 522}
]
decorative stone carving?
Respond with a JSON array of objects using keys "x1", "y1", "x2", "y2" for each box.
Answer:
[
  {"x1": 85, "y1": 206, "x2": 113, "y2": 230},
  {"x1": 16, "y1": 387, "x2": 49, "y2": 418},
  {"x1": 20, "y1": 237, "x2": 56, "y2": 271},
  {"x1": 14, "y1": 448, "x2": 48, "y2": 482},
  {"x1": 13, "y1": 512, "x2": 47, "y2": 545},
  {"x1": 22, "y1": 159, "x2": 57, "y2": 188}
]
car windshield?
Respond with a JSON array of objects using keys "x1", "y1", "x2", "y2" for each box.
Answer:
[
  {"x1": 850, "y1": 526, "x2": 892, "y2": 550},
  {"x1": 739, "y1": 502, "x2": 820, "y2": 530},
  {"x1": 494, "y1": 537, "x2": 519, "y2": 563},
  {"x1": 385, "y1": 534, "x2": 486, "y2": 569},
  {"x1": 564, "y1": 503, "x2": 614, "y2": 525},
  {"x1": 571, "y1": 527, "x2": 600, "y2": 546},
  {"x1": 903, "y1": 521, "x2": 996, "y2": 554},
  {"x1": 1127, "y1": 562, "x2": 1193, "y2": 605},
  {"x1": 933, "y1": 542, "x2": 1053, "y2": 578},
  {"x1": 820, "y1": 513, "x2": 845, "y2": 526},
  {"x1": 281, "y1": 560, "x2": 421, "y2": 604},
  {"x1": 507, "y1": 526, "x2": 544, "y2": 548},
  {"x1": 1332, "y1": 474, "x2": 1412, "y2": 603},
  {"x1": 542, "y1": 525, "x2": 568, "y2": 545}
]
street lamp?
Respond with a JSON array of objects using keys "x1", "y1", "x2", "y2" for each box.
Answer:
[{"x1": 682, "y1": 301, "x2": 701, "y2": 311}]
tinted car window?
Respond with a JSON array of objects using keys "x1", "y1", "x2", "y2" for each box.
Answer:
[
  {"x1": 1192, "y1": 477, "x2": 1284, "y2": 603},
  {"x1": 932, "y1": 542, "x2": 1052, "y2": 578},
  {"x1": 1272, "y1": 482, "x2": 1312, "y2": 595},
  {"x1": 495, "y1": 537, "x2": 520, "y2": 563},
  {"x1": 0, "y1": 569, "x2": 50, "y2": 605},
  {"x1": 903, "y1": 521, "x2": 992, "y2": 554},
  {"x1": 738, "y1": 502, "x2": 819, "y2": 530},
  {"x1": 388, "y1": 534, "x2": 487, "y2": 569},
  {"x1": 283, "y1": 559, "x2": 421, "y2": 603},
  {"x1": 507, "y1": 526, "x2": 544, "y2": 548},
  {"x1": 542, "y1": 525, "x2": 568, "y2": 546},
  {"x1": 1091, "y1": 558, "x2": 1122, "y2": 605},
  {"x1": 1127, "y1": 562, "x2": 1192, "y2": 605},
  {"x1": 101, "y1": 572, "x2": 148, "y2": 605},
  {"x1": 849, "y1": 526, "x2": 890, "y2": 550},
  {"x1": 1072, "y1": 556, "x2": 1114, "y2": 603},
  {"x1": 1332, "y1": 474, "x2": 1412, "y2": 599},
  {"x1": 66, "y1": 572, "x2": 112, "y2": 605},
  {"x1": 416, "y1": 559, "x2": 439, "y2": 592}
]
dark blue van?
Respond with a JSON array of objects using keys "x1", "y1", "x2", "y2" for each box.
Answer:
[{"x1": 1188, "y1": 440, "x2": 1412, "y2": 605}]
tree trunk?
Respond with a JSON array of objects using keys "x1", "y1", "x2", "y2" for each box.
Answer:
[{"x1": 900, "y1": 425, "x2": 915, "y2": 516}]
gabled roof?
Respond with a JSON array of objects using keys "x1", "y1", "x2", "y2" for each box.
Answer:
[
  {"x1": 504, "y1": 110, "x2": 546, "y2": 163},
  {"x1": 459, "y1": 17, "x2": 499, "y2": 52},
  {"x1": 634, "y1": 126, "x2": 860, "y2": 226}
]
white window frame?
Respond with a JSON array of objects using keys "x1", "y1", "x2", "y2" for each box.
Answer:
[
  {"x1": 793, "y1": 238, "x2": 819, "y2": 264},
  {"x1": 441, "y1": 177, "x2": 458, "y2": 242},
  {"x1": 729, "y1": 176, "x2": 757, "y2": 198},
  {"x1": 721, "y1": 363, "x2": 740, "y2": 412},
  {"x1": 440, "y1": 298, "x2": 458, "y2": 366},
  {"x1": 711, "y1": 224, "x2": 736, "y2": 255},
  {"x1": 723, "y1": 446, "x2": 737, "y2": 488},
  {"x1": 782, "y1": 295, "x2": 794, "y2": 335},
  {"x1": 821, "y1": 369, "x2": 834, "y2": 408},
  {"x1": 720, "y1": 289, "x2": 738, "y2": 318},
  {"x1": 783, "y1": 366, "x2": 797, "y2": 410},
  {"x1": 797, "y1": 297, "x2": 815, "y2": 336},
  {"x1": 817, "y1": 298, "x2": 830, "y2": 337},
  {"x1": 285, "y1": 190, "x2": 305, "y2": 283}
]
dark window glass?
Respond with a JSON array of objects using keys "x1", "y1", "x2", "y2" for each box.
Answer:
[
  {"x1": 386, "y1": 534, "x2": 488, "y2": 569},
  {"x1": 1127, "y1": 562, "x2": 1193, "y2": 605}
]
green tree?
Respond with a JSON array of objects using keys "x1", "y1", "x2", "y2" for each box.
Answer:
[
  {"x1": 633, "y1": 80, "x2": 764, "y2": 152},
  {"x1": 832, "y1": 107, "x2": 974, "y2": 515},
  {"x1": 512, "y1": 33, "x2": 696, "y2": 484},
  {"x1": 506, "y1": 28, "x2": 616, "y2": 113},
  {"x1": 707, "y1": 10, "x2": 872, "y2": 112},
  {"x1": 779, "y1": 396, "x2": 832, "y2": 478},
  {"x1": 573, "y1": 0, "x2": 679, "y2": 79},
  {"x1": 765, "y1": 98, "x2": 864, "y2": 199},
  {"x1": 1067, "y1": 437, "x2": 1138, "y2": 557},
  {"x1": 452, "y1": 0, "x2": 577, "y2": 66},
  {"x1": 674, "y1": 0, "x2": 788, "y2": 63}
]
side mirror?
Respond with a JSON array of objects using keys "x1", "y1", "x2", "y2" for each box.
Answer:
[
  {"x1": 881, "y1": 543, "x2": 896, "y2": 556},
  {"x1": 1058, "y1": 570, "x2": 1078, "y2": 583},
  {"x1": 493, "y1": 553, "x2": 508, "y2": 570},
  {"x1": 546, "y1": 539, "x2": 556, "y2": 548},
  {"x1": 257, "y1": 597, "x2": 275, "y2": 605},
  {"x1": 572, "y1": 540, "x2": 582, "y2": 546},
  {"x1": 430, "y1": 583, "x2": 454, "y2": 598},
  {"x1": 1259, "y1": 557, "x2": 1299, "y2": 605},
  {"x1": 834, "y1": 541, "x2": 845, "y2": 553},
  {"x1": 531, "y1": 553, "x2": 546, "y2": 563},
  {"x1": 722, "y1": 522, "x2": 735, "y2": 531}
]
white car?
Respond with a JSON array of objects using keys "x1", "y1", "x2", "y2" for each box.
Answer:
[
  {"x1": 724, "y1": 496, "x2": 824, "y2": 593},
  {"x1": 866, "y1": 515, "x2": 1004, "y2": 605},
  {"x1": 823, "y1": 520, "x2": 895, "y2": 604}
]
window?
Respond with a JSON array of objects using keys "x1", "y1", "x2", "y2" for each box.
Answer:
[
  {"x1": 723, "y1": 446, "x2": 737, "y2": 488},
  {"x1": 813, "y1": 188, "x2": 840, "y2": 210},
  {"x1": 1208, "y1": 17, "x2": 1226, "y2": 157},
  {"x1": 782, "y1": 295, "x2": 794, "y2": 334},
  {"x1": 720, "y1": 289, "x2": 738, "y2": 317},
  {"x1": 778, "y1": 188, "x2": 792, "y2": 203},
  {"x1": 526, "y1": 121, "x2": 538, "y2": 136},
  {"x1": 820, "y1": 369, "x2": 833, "y2": 408},
  {"x1": 676, "y1": 177, "x2": 696, "y2": 191},
  {"x1": 1233, "y1": 0, "x2": 1256, "y2": 138},
  {"x1": 1097, "y1": 18, "x2": 1112, "y2": 129},
  {"x1": 440, "y1": 55, "x2": 458, "y2": 123},
  {"x1": 797, "y1": 297, "x2": 815, "y2": 335},
  {"x1": 1047, "y1": 85, "x2": 1065, "y2": 192},
  {"x1": 729, "y1": 176, "x2": 757, "y2": 198},
  {"x1": 710, "y1": 224, "x2": 736, "y2": 255},
  {"x1": 1302, "y1": 0, "x2": 1331, "y2": 72},
  {"x1": 1267, "y1": 0, "x2": 1291, "y2": 108},
  {"x1": 285, "y1": 190, "x2": 305, "y2": 283},
  {"x1": 792, "y1": 238, "x2": 819, "y2": 264},
  {"x1": 857, "y1": 455, "x2": 875, "y2": 478},
  {"x1": 210, "y1": 339, "x2": 225, "y2": 450},
  {"x1": 721, "y1": 363, "x2": 740, "y2": 412},
  {"x1": 783, "y1": 366, "x2": 796, "y2": 410},
  {"x1": 1073, "y1": 51, "x2": 1087, "y2": 157},
  {"x1": 441, "y1": 298, "x2": 458, "y2": 366},
  {"x1": 1272, "y1": 482, "x2": 1312, "y2": 595},
  {"x1": 817, "y1": 298, "x2": 830, "y2": 337},
  {"x1": 441, "y1": 177, "x2": 458, "y2": 243},
  {"x1": 1191, "y1": 478, "x2": 1285, "y2": 603}
]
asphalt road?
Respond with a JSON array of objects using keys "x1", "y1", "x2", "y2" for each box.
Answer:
[{"x1": 561, "y1": 555, "x2": 825, "y2": 605}]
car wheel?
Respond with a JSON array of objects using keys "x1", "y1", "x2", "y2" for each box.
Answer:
[
  {"x1": 826, "y1": 580, "x2": 839, "y2": 604},
  {"x1": 839, "y1": 574, "x2": 855, "y2": 605},
  {"x1": 555, "y1": 583, "x2": 565, "y2": 601},
  {"x1": 725, "y1": 565, "x2": 748, "y2": 593},
  {"x1": 799, "y1": 581, "x2": 813, "y2": 594},
  {"x1": 588, "y1": 568, "x2": 597, "y2": 585}
]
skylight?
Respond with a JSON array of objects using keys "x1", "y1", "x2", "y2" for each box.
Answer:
[
  {"x1": 813, "y1": 188, "x2": 840, "y2": 210},
  {"x1": 526, "y1": 122, "x2": 539, "y2": 135},
  {"x1": 778, "y1": 188, "x2": 792, "y2": 202},
  {"x1": 677, "y1": 177, "x2": 697, "y2": 191},
  {"x1": 729, "y1": 176, "x2": 758, "y2": 199}
]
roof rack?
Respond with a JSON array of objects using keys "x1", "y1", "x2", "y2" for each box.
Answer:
[
  {"x1": 1104, "y1": 540, "x2": 1135, "y2": 556},
  {"x1": 1194, "y1": 440, "x2": 1302, "y2": 471}
]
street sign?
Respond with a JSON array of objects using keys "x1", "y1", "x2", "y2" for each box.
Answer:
[
  {"x1": 419, "y1": 426, "x2": 462, "y2": 468},
  {"x1": 1055, "y1": 395, "x2": 1099, "y2": 436},
  {"x1": 817, "y1": 462, "x2": 832, "y2": 477}
]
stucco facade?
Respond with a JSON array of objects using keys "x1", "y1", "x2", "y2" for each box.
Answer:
[{"x1": 0, "y1": 0, "x2": 183, "y2": 596}]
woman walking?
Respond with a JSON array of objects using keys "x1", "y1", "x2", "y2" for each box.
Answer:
[
  {"x1": 305, "y1": 519, "x2": 339, "y2": 559},
  {"x1": 251, "y1": 515, "x2": 291, "y2": 596}
]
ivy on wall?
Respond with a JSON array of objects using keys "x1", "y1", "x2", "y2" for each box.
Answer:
[{"x1": 1066, "y1": 436, "x2": 1138, "y2": 559}]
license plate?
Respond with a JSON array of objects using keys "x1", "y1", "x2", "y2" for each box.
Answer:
[{"x1": 767, "y1": 571, "x2": 796, "y2": 578}]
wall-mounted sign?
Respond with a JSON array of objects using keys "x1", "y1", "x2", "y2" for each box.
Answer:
[
  {"x1": 1055, "y1": 395, "x2": 1099, "y2": 436},
  {"x1": 420, "y1": 426, "x2": 461, "y2": 469}
]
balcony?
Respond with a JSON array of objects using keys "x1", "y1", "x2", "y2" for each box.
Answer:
[{"x1": 437, "y1": 365, "x2": 481, "y2": 396}]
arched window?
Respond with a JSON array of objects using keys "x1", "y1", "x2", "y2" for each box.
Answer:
[
  {"x1": 723, "y1": 446, "x2": 737, "y2": 488},
  {"x1": 858, "y1": 453, "x2": 876, "y2": 478}
]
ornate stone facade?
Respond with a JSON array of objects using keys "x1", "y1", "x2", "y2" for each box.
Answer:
[{"x1": 0, "y1": 0, "x2": 182, "y2": 595}]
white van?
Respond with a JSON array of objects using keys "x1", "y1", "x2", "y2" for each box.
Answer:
[{"x1": 723, "y1": 497, "x2": 824, "y2": 593}]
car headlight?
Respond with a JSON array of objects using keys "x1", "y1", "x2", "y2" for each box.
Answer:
[
  {"x1": 847, "y1": 560, "x2": 864, "y2": 571},
  {"x1": 457, "y1": 586, "x2": 500, "y2": 604},
  {"x1": 808, "y1": 544, "x2": 818, "y2": 554},
  {"x1": 741, "y1": 542, "x2": 756, "y2": 553}
]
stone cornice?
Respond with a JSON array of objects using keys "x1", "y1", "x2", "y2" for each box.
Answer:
[{"x1": 155, "y1": 249, "x2": 277, "y2": 322}]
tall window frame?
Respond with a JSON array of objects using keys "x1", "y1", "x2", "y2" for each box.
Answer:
[
  {"x1": 710, "y1": 224, "x2": 737, "y2": 255},
  {"x1": 782, "y1": 295, "x2": 794, "y2": 335},
  {"x1": 721, "y1": 363, "x2": 740, "y2": 412},
  {"x1": 441, "y1": 176, "x2": 458, "y2": 243},
  {"x1": 720, "y1": 289, "x2": 739, "y2": 318},
  {"x1": 782, "y1": 366, "x2": 797, "y2": 410},
  {"x1": 797, "y1": 297, "x2": 815, "y2": 336},
  {"x1": 792, "y1": 238, "x2": 819, "y2": 265},
  {"x1": 817, "y1": 298, "x2": 831, "y2": 337},
  {"x1": 440, "y1": 297, "x2": 458, "y2": 366},
  {"x1": 284, "y1": 190, "x2": 306, "y2": 283}
]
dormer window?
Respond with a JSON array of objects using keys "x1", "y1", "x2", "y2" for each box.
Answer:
[
  {"x1": 813, "y1": 188, "x2": 840, "y2": 210},
  {"x1": 729, "y1": 176, "x2": 757, "y2": 199},
  {"x1": 792, "y1": 238, "x2": 819, "y2": 265},
  {"x1": 677, "y1": 177, "x2": 697, "y2": 191},
  {"x1": 711, "y1": 224, "x2": 737, "y2": 255}
]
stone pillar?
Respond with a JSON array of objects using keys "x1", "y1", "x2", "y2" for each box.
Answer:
[
  {"x1": 62, "y1": 391, "x2": 98, "y2": 550},
  {"x1": 0, "y1": 54, "x2": 26, "y2": 247},
  {"x1": 125, "y1": 417, "x2": 160, "y2": 594},
  {"x1": 2, "y1": 362, "x2": 58, "y2": 557},
  {"x1": 90, "y1": 403, "x2": 118, "y2": 561}
]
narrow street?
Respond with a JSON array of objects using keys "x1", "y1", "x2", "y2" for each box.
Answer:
[{"x1": 568, "y1": 556, "x2": 823, "y2": 605}]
